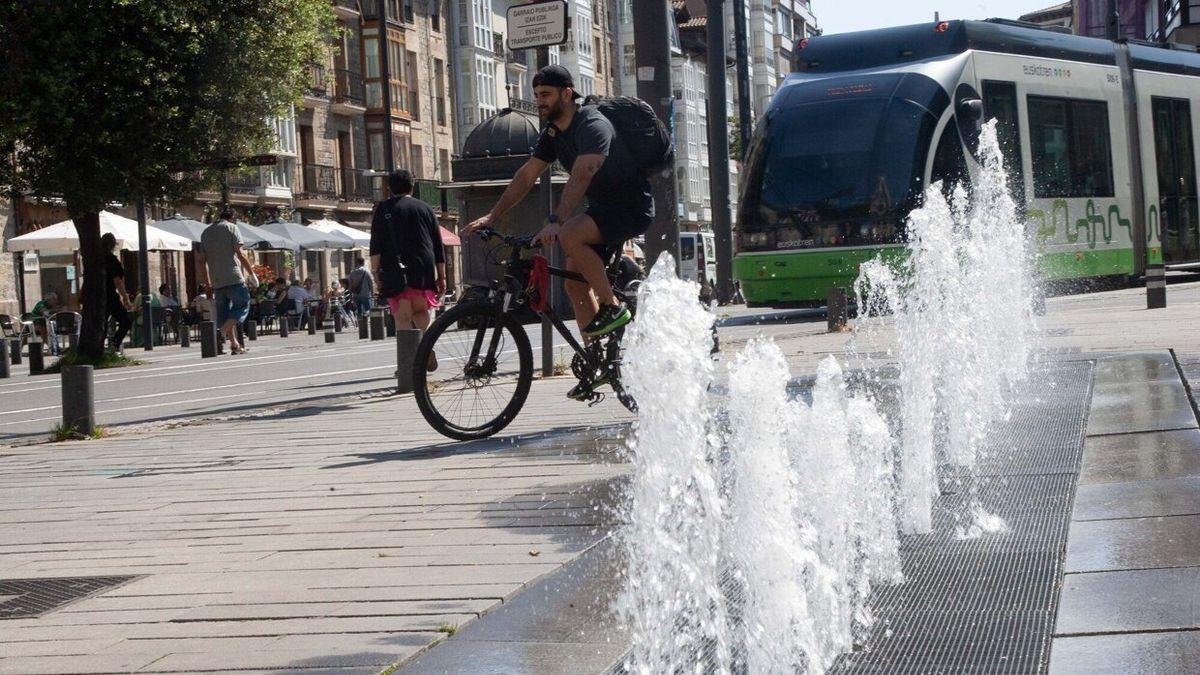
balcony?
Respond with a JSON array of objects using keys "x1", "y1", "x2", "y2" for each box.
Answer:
[
  {"x1": 332, "y1": 69, "x2": 367, "y2": 114},
  {"x1": 339, "y1": 169, "x2": 378, "y2": 211},
  {"x1": 204, "y1": 162, "x2": 293, "y2": 206},
  {"x1": 304, "y1": 64, "x2": 330, "y2": 105},
  {"x1": 333, "y1": 0, "x2": 360, "y2": 19},
  {"x1": 295, "y1": 163, "x2": 340, "y2": 207}
]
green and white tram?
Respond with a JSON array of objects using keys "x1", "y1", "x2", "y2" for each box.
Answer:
[{"x1": 736, "y1": 19, "x2": 1196, "y2": 306}]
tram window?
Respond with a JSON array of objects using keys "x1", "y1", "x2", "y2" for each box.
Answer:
[
  {"x1": 1028, "y1": 96, "x2": 1114, "y2": 198},
  {"x1": 982, "y1": 81, "x2": 1025, "y2": 202}
]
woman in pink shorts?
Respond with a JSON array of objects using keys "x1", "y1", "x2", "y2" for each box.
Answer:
[{"x1": 370, "y1": 170, "x2": 447, "y2": 370}]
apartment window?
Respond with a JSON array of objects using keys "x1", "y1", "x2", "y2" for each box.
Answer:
[
  {"x1": 434, "y1": 58, "x2": 447, "y2": 126},
  {"x1": 387, "y1": 39, "x2": 408, "y2": 113},
  {"x1": 364, "y1": 36, "x2": 383, "y2": 108},
  {"x1": 1028, "y1": 96, "x2": 1114, "y2": 198},
  {"x1": 406, "y1": 50, "x2": 420, "y2": 119},
  {"x1": 403, "y1": 0, "x2": 414, "y2": 23},
  {"x1": 411, "y1": 145, "x2": 424, "y2": 178},
  {"x1": 431, "y1": 0, "x2": 440, "y2": 31}
]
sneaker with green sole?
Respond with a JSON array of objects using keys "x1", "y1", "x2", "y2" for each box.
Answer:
[{"x1": 583, "y1": 303, "x2": 632, "y2": 337}]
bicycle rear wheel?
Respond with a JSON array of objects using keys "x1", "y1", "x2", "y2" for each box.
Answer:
[{"x1": 414, "y1": 301, "x2": 533, "y2": 440}]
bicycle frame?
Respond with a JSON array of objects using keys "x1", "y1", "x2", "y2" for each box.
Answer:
[{"x1": 468, "y1": 239, "x2": 632, "y2": 373}]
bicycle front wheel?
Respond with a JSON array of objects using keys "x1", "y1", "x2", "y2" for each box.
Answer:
[{"x1": 414, "y1": 301, "x2": 533, "y2": 440}]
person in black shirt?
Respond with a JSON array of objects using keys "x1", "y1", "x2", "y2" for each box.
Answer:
[
  {"x1": 463, "y1": 65, "x2": 651, "y2": 365},
  {"x1": 370, "y1": 170, "x2": 446, "y2": 370},
  {"x1": 100, "y1": 232, "x2": 133, "y2": 351}
]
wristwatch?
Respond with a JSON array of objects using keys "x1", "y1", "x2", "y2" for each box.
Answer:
[{"x1": 547, "y1": 214, "x2": 559, "y2": 224}]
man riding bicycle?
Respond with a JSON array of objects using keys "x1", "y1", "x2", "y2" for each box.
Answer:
[{"x1": 464, "y1": 65, "x2": 654, "y2": 354}]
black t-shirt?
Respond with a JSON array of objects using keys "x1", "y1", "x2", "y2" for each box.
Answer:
[
  {"x1": 369, "y1": 195, "x2": 445, "y2": 291},
  {"x1": 104, "y1": 253, "x2": 124, "y2": 299},
  {"x1": 533, "y1": 106, "x2": 645, "y2": 205}
]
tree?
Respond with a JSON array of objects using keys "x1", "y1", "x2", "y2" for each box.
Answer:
[{"x1": 0, "y1": 0, "x2": 335, "y2": 359}]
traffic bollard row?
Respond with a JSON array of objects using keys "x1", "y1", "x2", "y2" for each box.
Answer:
[
  {"x1": 1147, "y1": 263, "x2": 1166, "y2": 309},
  {"x1": 28, "y1": 339, "x2": 44, "y2": 375},
  {"x1": 395, "y1": 329, "x2": 419, "y2": 394},
  {"x1": 61, "y1": 365, "x2": 95, "y2": 437},
  {"x1": 199, "y1": 321, "x2": 217, "y2": 358},
  {"x1": 827, "y1": 287, "x2": 849, "y2": 332}
]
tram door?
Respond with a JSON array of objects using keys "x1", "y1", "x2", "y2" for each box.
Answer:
[{"x1": 1152, "y1": 97, "x2": 1199, "y2": 262}]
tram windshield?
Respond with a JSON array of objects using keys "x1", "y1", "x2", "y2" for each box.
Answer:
[{"x1": 741, "y1": 83, "x2": 941, "y2": 250}]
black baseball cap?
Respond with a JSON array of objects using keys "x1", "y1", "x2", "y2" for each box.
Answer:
[{"x1": 532, "y1": 65, "x2": 581, "y2": 99}]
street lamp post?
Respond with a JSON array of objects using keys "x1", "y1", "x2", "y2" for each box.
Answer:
[{"x1": 136, "y1": 198, "x2": 153, "y2": 351}]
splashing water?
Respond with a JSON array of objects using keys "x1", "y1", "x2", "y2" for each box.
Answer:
[
  {"x1": 619, "y1": 120, "x2": 1035, "y2": 673},
  {"x1": 620, "y1": 260, "x2": 901, "y2": 673},
  {"x1": 856, "y1": 120, "x2": 1035, "y2": 533},
  {"x1": 618, "y1": 254, "x2": 729, "y2": 674}
]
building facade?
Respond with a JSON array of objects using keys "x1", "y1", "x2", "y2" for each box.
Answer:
[
  {"x1": 615, "y1": 1, "x2": 729, "y2": 231},
  {"x1": 1019, "y1": 1, "x2": 1073, "y2": 28},
  {"x1": 1070, "y1": 1, "x2": 1200, "y2": 47}
]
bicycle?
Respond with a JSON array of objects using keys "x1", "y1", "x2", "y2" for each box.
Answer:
[{"x1": 413, "y1": 227, "x2": 642, "y2": 440}]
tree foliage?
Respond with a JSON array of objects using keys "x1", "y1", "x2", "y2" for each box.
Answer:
[{"x1": 0, "y1": 0, "x2": 336, "y2": 357}]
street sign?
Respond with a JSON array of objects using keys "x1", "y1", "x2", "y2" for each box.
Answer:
[{"x1": 506, "y1": 0, "x2": 568, "y2": 50}]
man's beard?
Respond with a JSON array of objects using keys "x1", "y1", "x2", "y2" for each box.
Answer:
[{"x1": 539, "y1": 100, "x2": 565, "y2": 124}]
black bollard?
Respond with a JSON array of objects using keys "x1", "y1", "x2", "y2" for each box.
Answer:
[
  {"x1": 0, "y1": 339, "x2": 9, "y2": 379},
  {"x1": 325, "y1": 330, "x2": 335, "y2": 344},
  {"x1": 28, "y1": 339, "x2": 44, "y2": 375},
  {"x1": 216, "y1": 331, "x2": 226, "y2": 355},
  {"x1": 246, "y1": 319, "x2": 258, "y2": 341},
  {"x1": 385, "y1": 312, "x2": 396, "y2": 338},
  {"x1": 1147, "y1": 263, "x2": 1166, "y2": 309},
  {"x1": 370, "y1": 310, "x2": 384, "y2": 341},
  {"x1": 199, "y1": 321, "x2": 217, "y2": 358},
  {"x1": 827, "y1": 287, "x2": 849, "y2": 332},
  {"x1": 280, "y1": 317, "x2": 290, "y2": 338},
  {"x1": 10, "y1": 338, "x2": 21, "y2": 365},
  {"x1": 180, "y1": 327, "x2": 191, "y2": 348},
  {"x1": 61, "y1": 365, "x2": 95, "y2": 436},
  {"x1": 395, "y1": 329, "x2": 420, "y2": 394},
  {"x1": 334, "y1": 312, "x2": 343, "y2": 333},
  {"x1": 307, "y1": 316, "x2": 317, "y2": 335},
  {"x1": 359, "y1": 315, "x2": 369, "y2": 339}
]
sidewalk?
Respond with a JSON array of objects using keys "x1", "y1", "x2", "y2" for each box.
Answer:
[
  {"x1": 2, "y1": 282, "x2": 1199, "y2": 674},
  {"x1": 0, "y1": 376, "x2": 633, "y2": 674}
]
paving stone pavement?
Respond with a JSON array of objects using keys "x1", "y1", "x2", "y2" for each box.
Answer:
[
  {"x1": 0, "y1": 377, "x2": 633, "y2": 674},
  {"x1": 3, "y1": 280, "x2": 1200, "y2": 674}
]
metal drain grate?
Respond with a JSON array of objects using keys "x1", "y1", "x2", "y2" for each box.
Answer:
[
  {"x1": 606, "y1": 359, "x2": 1093, "y2": 674},
  {"x1": 0, "y1": 576, "x2": 141, "y2": 619},
  {"x1": 830, "y1": 360, "x2": 1092, "y2": 674}
]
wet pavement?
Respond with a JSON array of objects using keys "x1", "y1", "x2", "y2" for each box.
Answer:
[{"x1": 404, "y1": 351, "x2": 1200, "y2": 675}]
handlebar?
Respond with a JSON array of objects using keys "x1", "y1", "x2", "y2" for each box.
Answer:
[{"x1": 475, "y1": 226, "x2": 536, "y2": 250}]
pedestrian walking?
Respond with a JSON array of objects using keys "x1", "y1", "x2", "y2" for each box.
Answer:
[
  {"x1": 198, "y1": 207, "x2": 258, "y2": 355},
  {"x1": 370, "y1": 169, "x2": 445, "y2": 370},
  {"x1": 348, "y1": 256, "x2": 374, "y2": 318},
  {"x1": 99, "y1": 232, "x2": 133, "y2": 352}
]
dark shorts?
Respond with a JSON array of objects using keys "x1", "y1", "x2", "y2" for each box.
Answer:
[{"x1": 585, "y1": 183, "x2": 654, "y2": 262}]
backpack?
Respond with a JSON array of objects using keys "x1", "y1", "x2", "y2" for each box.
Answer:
[
  {"x1": 349, "y1": 268, "x2": 365, "y2": 294},
  {"x1": 583, "y1": 95, "x2": 673, "y2": 173}
]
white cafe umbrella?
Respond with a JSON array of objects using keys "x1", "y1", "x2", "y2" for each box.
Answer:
[
  {"x1": 307, "y1": 218, "x2": 371, "y2": 248},
  {"x1": 6, "y1": 210, "x2": 192, "y2": 253}
]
